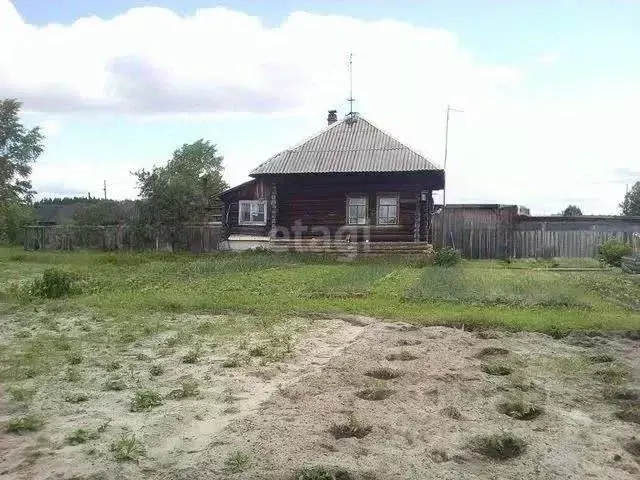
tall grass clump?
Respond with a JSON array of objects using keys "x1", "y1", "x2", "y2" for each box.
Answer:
[
  {"x1": 434, "y1": 247, "x2": 461, "y2": 267},
  {"x1": 25, "y1": 268, "x2": 78, "y2": 298},
  {"x1": 598, "y1": 240, "x2": 632, "y2": 267}
]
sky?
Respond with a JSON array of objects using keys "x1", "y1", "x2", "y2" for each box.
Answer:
[{"x1": 3, "y1": 0, "x2": 640, "y2": 214}]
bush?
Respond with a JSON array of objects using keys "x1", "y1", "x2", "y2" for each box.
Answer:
[
  {"x1": 599, "y1": 240, "x2": 632, "y2": 267},
  {"x1": 434, "y1": 247, "x2": 461, "y2": 267},
  {"x1": 28, "y1": 268, "x2": 78, "y2": 298}
]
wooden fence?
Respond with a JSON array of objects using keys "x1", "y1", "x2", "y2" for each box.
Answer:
[
  {"x1": 23, "y1": 223, "x2": 224, "y2": 253},
  {"x1": 433, "y1": 206, "x2": 640, "y2": 259}
]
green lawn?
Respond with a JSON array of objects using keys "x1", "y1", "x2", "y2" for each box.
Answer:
[{"x1": 1, "y1": 246, "x2": 638, "y2": 335}]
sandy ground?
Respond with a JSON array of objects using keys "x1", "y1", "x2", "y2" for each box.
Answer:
[{"x1": 1, "y1": 316, "x2": 639, "y2": 480}]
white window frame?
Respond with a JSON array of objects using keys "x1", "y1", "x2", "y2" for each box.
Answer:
[
  {"x1": 238, "y1": 200, "x2": 267, "y2": 226},
  {"x1": 377, "y1": 194, "x2": 400, "y2": 226},
  {"x1": 346, "y1": 195, "x2": 368, "y2": 225}
]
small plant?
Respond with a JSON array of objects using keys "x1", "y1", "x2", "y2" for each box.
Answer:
[
  {"x1": 111, "y1": 434, "x2": 145, "y2": 461},
  {"x1": 105, "y1": 376, "x2": 126, "y2": 391},
  {"x1": 8, "y1": 386, "x2": 36, "y2": 403},
  {"x1": 356, "y1": 386, "x2": 394, "y2": 401},
  {"x1": 396, "y1": 339, "x2": 422, "y2": 346},
  {"x1": 605, "y1": 387, "x2": 639, "y2": 402},
  {"x1": 441, "y1": 406, "x2": 463, "y2": 420},
  {"x1": 476, "y1": 347, "x2": 510, "y2": 358},
  {"x1": 497, "y1": 400, "x2": 543, "y2": 420},
  {"x1": 66, "y1": 428, "x2": 98, "y2": 446},
  {"x1": 224, "y1": 450, "x2": 251, "y2": 473},
  {"x1": 329, "y1": 415, "x2": 372, "y2": 439},
  {"x1": 470, "y1": 432, "x2": 526, "y2": 460},
  {"x1": 67, "y1": 352, "x2": 83, "y2": 365},
  {"x1": 296, "y1": 466, "x2": 353, "y2": 480},
  {"x1": 385, "y1": 350, "x2": 419, "y2": 362},
  {"x1": 167, "y1": 378, "x2": 200, "y2": 400},
  {"x1": 64, "y1": 392, "x2": 89, "y2": 403},
  {"x1": 182, "y1": 347, "x2": 201, "y2": 364},
  {"x1": 222, "y1": 354, "x2": 246, "y2": 368},
  {"x1": 434, "y1": 247, "x2": 461, "y2": 267},
  {"x1": 598, "y1": 239, "x2": 632, "y2": 267},
  {"x1": 594, "y1": 365, "x2": 628, "y2": 384},
  {"x1": 364, "y1": 368, "x2": 402, "y2": 380},
  {"x1": 64, "y1": 366, "x2": 81, "y2": 383},
  {"x1": 625, "y1": 440, "x2": 640, "y2": 457},
  {"x1": 588, "y1": 353, "x2": 615, "y2": 363},
  {"x1": 6, "y1": 415, "x2": 43, "y2": 434},
  {"x1": 105, "y1": 360, "x2": 122, "y2": 372},
  {"x1": 26, "y1": 268, "x2": 79, "y2": 299},
  {"x1": 149, "y1": 364, "x2": 164, "y2": 377},
  {"x1": 482, "y1": 363, "x2": 513, "y2": 376},
  {"x1": 614, "y1": 405, "x2": 640, "y2": 424},
  {"x1": 130, "y1": 390, "x2": 163, "y2": 412},
  {"x1": 248, "y1": 344, "x2": 268, "y2": 357},
  {"x1": 135, "y1": 352, "x2": 151, "y2": 361}
]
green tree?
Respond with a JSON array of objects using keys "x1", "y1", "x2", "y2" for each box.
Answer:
[
  {"x1": 73, "y1": 200, "x2": 137, "y2": 225},
  {"x1": 0, "y1": 99, "x2": 44, "y2": 242},
  {"x1": 133, "y1": 140, "x2": 227, "y2": 225},
  {"x1": 620, "y1": 182, "x2": 640, "y2": 216},
  {"x1": 561, "y1": 205, "x2": 583, "y2": 216}
]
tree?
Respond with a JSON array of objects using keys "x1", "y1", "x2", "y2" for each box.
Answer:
[
  {"x1": 620, "y1": 182, "x2": 640, "y2": 216},
  {"x1": 0, "y1": 99, "x2": 44, "y2": 242},
  {"x1": 561, "y1": 205, "x2": 583, "y2": 216},
  {"x1": 133, "y1": 140, "x2": 227, "y2": 225}
]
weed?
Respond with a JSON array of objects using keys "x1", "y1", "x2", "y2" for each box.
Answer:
[
  {"x1": 476, "y1": 347, "x2": 510, "y2": 358},
  {"x1": 26, "y1": 268, "x2": 78, "y2": 299},
  {"x1": 599, "y1": 240, "x2": 632, "y2": 267},
  {"x1": 356, "y1": 387, "x2": 394, "y2": 401},
  {"x1": 594, "y1": 365, "x2": 628, "y2": 384},
  {"x1": 588, "y1": 353, "x2": 615, "y2": 363},
  {"x1": 497, "y1": 400, "x2": 543, "y2": 420},
  {"x1": 225, "y1": 450, "x2": 251, "y2": 473},
  {"x1": 105, "y1": 360, "x2": 122, "y2": 372},
  {"x1": 104, "y1": 376, "x2": 126, "y2": 391},
  {"x1": 111, "y1": 434, "x2": 145, "y2": 461},
  {"x1": 182, "y1": 347, "x2": 201, "y2": 364},
  {"x1": 330, "y1": 415, "x2": 372, "y2": 439},
  {"x1": 430, "y1": 449, "x2": 450, "y2": 464},
  {"x1": 364, "y1": 368, "x2": 402, "y2": 380},
  {"x1": 66, "y1": 428, "x2": 98, "y2": 446},
  {"x1": 625, "y1": 440, "x2": 640, "y2": 457},
  {"x1": 385, "y1": 351, "x2": 419, "y2": 362},
  {"x1": 130, "y1": 390, "x2": 163, "y2": 412},
  {"x1": 64, "y1": 367, "x2": 81, "y2": 383},
  {"x1": 295, "y1": 466, "x2": 353, "y2": 480},
  {"x1": 482, "y1": 363, "x2": 513, "y2": 376},
  {"x1": 222, "y1": 354, "x2": 246, "y2": 368},
  {"x1": 223, "y1": 406, "x2": 241, "y2": 415},
  {"x1": 135, "y1": 352, "x2": 151, "y2": 361},
  {"x1": 8, "y1": 386, "x2": 36, "y2": 403},
  {"x1": 6, "y1": 415, "x2": 43, "y2": 434},
  {"x1": 64, "y1": 392, "x2": 89, "y2": 403},
  {"x1": 248, "y1": 344, "x2": 268, "y2": 357},
  {"x1": 441, "y1": 406, "x2": 463, "y2": 420},
  {"x1": 434, "y1": 247, "x2": 461, "y2": 267},
  {"x1": 614, "y1": 405, "x2": 640, "y2": 424},
  {"x1": 15, "y1": 329, "x2": 31, "y2": 338},
  {"x1": 396, "y1": 339, "x2": 422, "y2": 346},
  {"x1": 470, "y1": 432, "x2": 526, "y2": 460},
  {"x1": 149, "y1": 364, "x2": 164, "y2": 377},
  {"x1": 167, "y1": 378, "x2": 200, "y2": 400},
  {"x1": 165, "y1": 336, "x2": 179, "y2": 347},
  {"x1": 67, "y1": 352, "x2": 83, "y2": 365},
  {"x1": 605, "y1": 387, "x2": 639, "y2": 402}
]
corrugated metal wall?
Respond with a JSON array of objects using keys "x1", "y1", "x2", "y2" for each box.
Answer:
[{"x1": 433, "y1": 208, "x2": 640, "y2": 258}]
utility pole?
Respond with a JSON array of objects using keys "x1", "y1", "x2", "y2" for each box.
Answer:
[
  {"x1": 443, "y1": 105, "x2": 463, "y2": 207},
  {"x1": 103, "y1": 180, "x2": 107, "y2": 200}
]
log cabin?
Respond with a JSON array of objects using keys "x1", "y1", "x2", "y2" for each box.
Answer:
[{"x1": 220, "y1": 111, "x2": 444, "y2": 250}]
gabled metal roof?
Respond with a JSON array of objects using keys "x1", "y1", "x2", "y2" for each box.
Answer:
[{"x1": 250, "y1": 114, "x2": 441, "y2": 176}]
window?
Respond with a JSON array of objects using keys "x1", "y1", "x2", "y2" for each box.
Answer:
[
  {"x1": 239, "y1": 200, "x2": 267, "y2": 225},
  {"x1": 377, "y1": 195, "x2": 399, "y2": 225},
  {"x1": 347, "y1": 196, "x2": 368, "y2": 225}
]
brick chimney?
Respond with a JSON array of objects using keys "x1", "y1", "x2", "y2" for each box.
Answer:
[{"x1": 327, "y1": 109, "x2": 338, "y2": 126}]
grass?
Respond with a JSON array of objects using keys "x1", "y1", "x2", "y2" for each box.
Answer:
[
  {"x1": 385, "y1": 350, "x2": 419, "y2": 362},
  {"x1": 329, "y1": 415, "x2": 372, "y2": 439},
  {"x1": 224, "y1": 450, "x2": 251, "y2": 473},
  {"x1": 66, "y1": 428, "x2": 99, "y2": 446},
  {"x1": 614, "y1": 405, "x2": 640, "y2": 424},
  {"x1": 476, "y1": 347, "x2": 510, "y2": 358},
  {"x1": 296, "y1": 466, "x2": 353, "y2": 480},
  {"x1": 130, "y1": 390, "x2": 163, "y2": 412},
  {"x1": 364, "y1": 368, "x2": 402, "y2": 380},
  {"x1": 482, "y1": 362, "x2": 513, "y2": 376},
  {"x1": 110, "y1": 434, "x2": 145, "y2": 461},
  {"x1": 355, "y1": 386, "x2": 395, "y2": 401},
  {"x1": 64, "y1": 392, "x2": 89, "y2": 403},
  {"x1": 6, "y1": 415, "x2": 43, "y2": 434},
  {"x1": 167, "y1": 378, "x2": 200, "y2": 399},
  {"x1": 497, "y1": 400, "x2": 543, "y2": 420}
]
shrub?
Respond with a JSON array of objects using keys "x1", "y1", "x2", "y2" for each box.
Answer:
[
  {"x1": 28, "y1": 268, "x2": 78, "y2": 298},
  {"x1": 434, "y1": 247, "x2": 461, "y2": 267},
  {"x1": 599, "y1": 240, "x2": 632, "y2": 267}
]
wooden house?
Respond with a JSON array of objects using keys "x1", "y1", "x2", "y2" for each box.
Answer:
[{"x1": 220, "y1": 111, "x2": 444, "y2": 250}]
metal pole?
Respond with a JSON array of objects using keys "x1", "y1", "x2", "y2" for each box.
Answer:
[{"x1": 443, "y1": 106, "x2": 451, "y2": 207}]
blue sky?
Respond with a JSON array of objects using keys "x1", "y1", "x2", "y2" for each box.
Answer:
[{"x1": 4, "y1": 0, "x2": 640, "y2": 213}]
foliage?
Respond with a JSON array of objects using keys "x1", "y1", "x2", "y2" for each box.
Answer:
[
  {"x1": 620, "y1": 181, "x2": 640, "y2": 216},
  {"x1": 295, "y1": 466, "x2": 353, "y2": 480},
  {"x1": 598, "y1": 239, "x2": 632, "y2": 267},
  {"x1": 66, "y1": 428, "x2": 99, "y2": 445},
  {"x1": 133, "y1": 139, "x2": 228, "y2": 226},
  {"x1": 470, "y1": 432, "x2": 526, "y2": 460},
  {"x1": 26, "y1": 268, "x2": 78, "y2": 298},
  {"x1": 561, "y1": 205, "x2": 583, "y2": 216},
  {"x1": 1, "y1": 201, "x2": 34, "y2": 244},
  {"x1": 224, "y1": 450, "x2": 251, "y2": 473},
  {"x1": 434, "y1": 246, "x2": 461, "y2": 266},
  {"x1": 5, "y1": 415, "x2": 43, "y2": 434},
  {"x1": 72, "y1": 200, "x2": 137, "y2": 225},
  {"x1": 130, "y1": 390, "x2": 163, "y2": 412},
  {"x1": 329, "y1": 415, "x2": 372, "y2": 439},
  {"x1": 110, "y1": 434, "x2": 145, "y2": 461}
]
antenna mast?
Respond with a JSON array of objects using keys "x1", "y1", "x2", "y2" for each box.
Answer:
[{"x1": 347, "y1": 52, "x2": 355, "y2": 116}]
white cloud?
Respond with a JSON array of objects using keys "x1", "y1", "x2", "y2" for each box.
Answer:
[
  {"x1": 2, "y1": 0, "x2": 638, "y2": 214},
  {"x1": 536, "y1": 51, "x2": 562, "y2": 65}
]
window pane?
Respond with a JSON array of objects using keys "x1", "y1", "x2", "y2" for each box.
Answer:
[
  {"x1": 240, "y1": 203, "x2": 251, "y2": 222},
  {"x1": 349, "y1": 197, "x2": 366, "y2": 206},
  {"x1": 378, "y1": 196, "x2": 399, "y2": 225},
  {"x1": 347, "y1": 198, "x2": 367, "y2": 225},
  {"x1": 379, "y1": 196, "x2": 397, "y2": 206}
]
